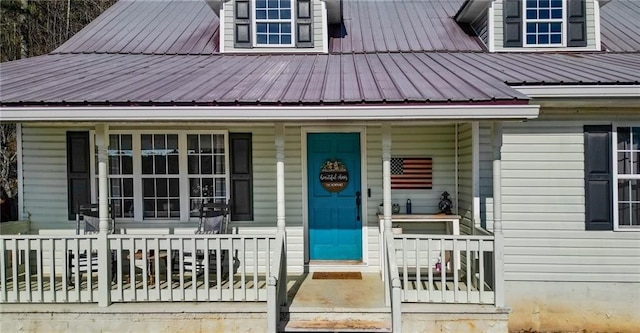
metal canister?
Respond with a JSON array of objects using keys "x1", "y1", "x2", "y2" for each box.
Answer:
[{"x1": 406, "y1": 199, "x2": 412, "y2": 214}]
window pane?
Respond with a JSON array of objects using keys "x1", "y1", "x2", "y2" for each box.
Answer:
[
  {"x1": 142, "y1": 156, "x2": 153, "y2": 174},
  {"x1": 168, "y1": 155, "x2": 179, "y2": 174},
  {"x1": 203, "y1": 178, "x2": 214, "y2": 195},
  {"x1": 123, "y1": 178, "x2": 133, "y2": 197},
  {"x1": 144, "y1": 199, "x2": 155, "y2": 218},
  {"x1": 188, "y1": 155, "x2": 199, "y2": 174},
  {"x1": 109, "y1": 156, "x2": 120, "y2": 174},
  {"x1": 257, "y1": 23, "x2": 267, "y2": 33},
  {"x1": 269, "y1": 34, "x2": 279, "y2": 44},
  {"x1": 156, "y1": 178, "x2": 168, "y2": 197},
  {"x1": 122, "y1": 155, "x2": 133, "y2": 174},
  {"x1": 282, "y1": 34, "x2": 291, "y2": 45},
  {"x1": 110, "y1": 178, "x2": 121, "y2": 197},
  {"x1": 187, "y1": 134, "x2": 198, "y2": 152},
  {"x1": 190, "y1": 178, "x2": 200, "y2": 197},
  {"x1": 169, "y1": 178, "x2": 180, "y2": 197},
  {"x1": 268, "y1": 9, "x2": 279, "y2": 19},
  {"x1": 141, "y1": 134, "x2": 152, "y2": 150},
  {"x1": 619, "y1": 179, "x2": 630, "y2": 201},
  {"x1": 157, "y1": 199, "x2": 169, "y2": 218},
  {"x1": 200, "y1": 134, "x2": 212, "y2": 153},
  {"x1": 214, "y1": 155, "x2": 225, "y2": 174},
  {"x1": 633, "y1": 127, "x2": 640, "y2": 150},
  {"x1": 256, "y1": 9, "x2": 267, "y2": 19},
  {"x1": 618, "y1": 152, "x2": 631, "y2": 174},
  {"x1": 169, "y1": 199, "x2": 180, "y2": 218},
  {"x1": 538, "y1": 35, "x2": 549, "y2": 44},
  {"x1": 550, "y1": 23, "x2": 561, "y2": 33},
  {"x1": 618, "y1": 127, "x2": 630, "y2": 150},
  {"x1": 215, "y1": 178, "x2": 226, "y2": 197},
  {"x1": 155, "y1": 155, "x2": 166, "y2": 174},
  {"x1": 619, "y1": 203, "x2": 630, "y2": 226},
  {"x1": 633, "y1": 203, "x2": 640, "y2": 226},
  {"x1": 123, "y1": 199, "x2": 134, "y2": 217},
  {"x1": 213, "y1": 135, "x2": 225, "y2": 153},
  {"x1": 154, "y1": 134, "x2": 165, "y2": 149},
  {"x1": 201, "y1": 155, "x2": 213, "y2": 174},
  {"x1": 143, "y1": 178, "x2": 154, "y2": 197}
]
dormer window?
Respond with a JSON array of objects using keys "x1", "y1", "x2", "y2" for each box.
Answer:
[
  {"x1": 232, "y1": 0, "x2": 315, "y2": 50},
  {"x1": 503, "y1": 0, "x2": 587, "y2": 49},
  {"x1": 524, "y1": 0, "x2": 564, "y2": 46},
  {"x1": 255, "y1": 0, "x2": 293, "y2": 46}
]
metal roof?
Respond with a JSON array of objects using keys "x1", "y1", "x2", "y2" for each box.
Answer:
[
  {"x1": 53, "y1": 0, "x2": 219, "y2": 55},
  {"x1": 328, "y1": 0, "x2": 483, "y2": 53},
  {"x1": 2, "y1": 52, "x2": 639, "y2": 107},
  {"x1": 600, "y1": 0, "x2": 640, "y2": 52}
]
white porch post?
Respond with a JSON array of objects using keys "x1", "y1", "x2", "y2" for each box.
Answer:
[
  {"x1": 492, "y1": 122, "x2": 505, "y2": 308},
  {"x1": 95, "y1": 124, "x2": 110, "y2": 231},
  {"x1": 382, "y1": 124, "x2": 392, "y2": 232},
  {"x1": 275, "y1": 123, "x2": 286, "y2": 233},
  {"x1": 95, "y1": 124, "x2": 111, "y2": 306}
]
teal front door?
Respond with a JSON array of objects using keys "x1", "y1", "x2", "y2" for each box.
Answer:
[{"x1": 307, "y1": 133, "x2": 362, "y2": 261}]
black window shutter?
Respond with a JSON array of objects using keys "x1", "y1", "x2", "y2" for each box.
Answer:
[
  {"x1": 584, "y1": 125, "x2": 613, "y2": 230},
  {"x1": 296, "y1": 0, "x2": 314, "y2": 47},
  {"x1": 503, "y1": 0, "x2": 522, "y2": 47},
  {"x1": 235, "y1": 0, "x2": 252, "y2": 48},
  {"x1": 229, "y1": 133, "x2": 253, "y2": 221},
  {"x1": 567, "y1": 0, "x2": 587, "y2": 47},
  {"x1": 66, "y1": 132, "x2": 91, "y2": 220}
]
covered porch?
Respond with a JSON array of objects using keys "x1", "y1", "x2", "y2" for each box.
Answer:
[{"x1": 1, "y1": 117, "x2": 522, "y2": 332}]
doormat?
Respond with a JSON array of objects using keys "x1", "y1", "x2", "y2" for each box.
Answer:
[{"x1": 312, "y1": 272, "x2": 362, "y2": 280}]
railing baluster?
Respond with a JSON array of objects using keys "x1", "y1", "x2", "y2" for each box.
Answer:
[
  {"x1": 204, "y1": 236, "x2": 210, "y2": 301},
  {"x1": 453, "y1": 238, "x2": 459, "y2": 303},
  {"x1": 24, "y1": 238, "x2": 31, "y2": 302},
  {"x1": 415, "y1": 236, "x2": 421, "y2": 302},
  {"x1": 479, "y1": 239, "x2": 485, "y2": 304},
  {"x1": 439, "y1": 238, "x2": 445, "y2": 302},
  {"x1": 0, "y1": 239, "x2": 6, "y2": 302},
  {"x1": 37, "y1": 239, "x2": 44, "y2": 302},
  {"x1": 427, "y1": 238, "x2": 432, "y2": 302},
  {"x1": 401, "y1": 237, "x2": 408, "y2": 302},
  {"x1": 240, "y1": 237, "x2": 246, "y2": 301},
  {"x1": 466, "y1": 239, "x2": 471, "y2": 302},
  {"x1": 253, "y1": 237, "x2": 258, "y2": 301}
]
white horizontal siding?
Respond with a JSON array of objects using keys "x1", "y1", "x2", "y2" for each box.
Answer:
[
  {"x1": 21, "y1": 126, "x2": 75, "y2": 230},
  {"x1": 223, "y1": 0, "x2": 325, "y2": 53},
  {"x1": 479, "y1": 122, "x2": 493, "y2": 230},
  {"x1": 501, "y1": 120, "x2": 640, "y2": 283},
  {"x1": 389, "y1": 125, "x2": 457, "y2": 215},
  {"x1": 457, "y1": 123, "x2": 474, "y2": 235}
]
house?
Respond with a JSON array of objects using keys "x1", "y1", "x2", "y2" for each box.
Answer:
[{"x1": 1, "y1": 0, "x2": 639, "y2": 332}]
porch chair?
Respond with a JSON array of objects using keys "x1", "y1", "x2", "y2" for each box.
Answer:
[
  {"x1": 67, "y1": 204, "x2": 116, "y2": 286},
  {"x1": 181, "y1": 201, "x2": 230, "y2": 276}
]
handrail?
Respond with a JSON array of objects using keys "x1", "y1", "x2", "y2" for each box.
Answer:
[
  {"x1": 384, "y1": 232, "x2": 402, "y2": 333},
  {"x1": 267, "y1": 231, "x2": 286, "y2": 333}
]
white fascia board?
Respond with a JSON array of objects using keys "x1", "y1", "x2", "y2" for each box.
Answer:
[
  {"x1": 0, "y1": 105, "x2": 540, "y2": 122},
  {"x1": 514, "y1": 85, "x2": 640, "y2": 98}
]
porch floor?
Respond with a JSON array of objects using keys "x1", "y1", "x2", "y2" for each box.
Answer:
[{"x1": 285, "y1": 273, "x2": 386, "y2": 310}]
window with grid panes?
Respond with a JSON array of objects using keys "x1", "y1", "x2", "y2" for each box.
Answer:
[
  {"x1": 524, "y1": 0, "x2": 564, "y2": 46},
  {"x1": 615, "y1": 126, "x2": 640, "y2": 229},
  {"x1": 95, "y1": 134, "x2": 134, "y2": 218},
  {"x1": 187, "y1": 134, "x2": 227, "y2": 217},
  {"x1": 141, "y1": 134, "x2": 180, "y2": 219},
  {"x1": 255, "y1": 0, "x2": 293, "y2": 45}
]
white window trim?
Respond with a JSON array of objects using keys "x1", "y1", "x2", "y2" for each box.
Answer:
[
  {"x1": 90, "y1": 130, "x2": 230, "y2": 223},
  {"x1": 523, "y1": 0, "x2": 567, "y2": 48},
  {"x1": 252, "y1": 0, "x2": 296, "y2": 47},
  {"x1": 612, "y1": 123, "x2": 640, "y2": 231}
]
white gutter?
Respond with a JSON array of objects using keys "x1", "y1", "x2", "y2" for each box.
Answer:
[
  {"x1": 0, "y1": 105, "x2": 539, "y2": 121},
  {"x1": 514, "y1": 85, "x2": 640, "y2": 98}
]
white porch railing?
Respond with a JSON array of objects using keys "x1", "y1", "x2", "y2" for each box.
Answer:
[
  {"x1": 384, "y1": 232, "x2": 402, "y2": 333},
  {"x1": 392, "y1": 232, "x2": 497, "y2": 304},
  {"x1": 267, "y1": 232, "x2": 287, "y2": 333},
  {"x1": 0, "y1": 233, "x2": 278, "y2": 304}
]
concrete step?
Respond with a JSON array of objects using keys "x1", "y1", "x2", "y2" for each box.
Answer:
[
  {"x1": 280, "y1": 311, "x2": 392, "y2": 333},
  {"x1": 280, "y1": 319, "x2": 392, "y2": 332}
]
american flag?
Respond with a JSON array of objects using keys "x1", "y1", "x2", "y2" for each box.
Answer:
[{"x1": 390, "y1": 157, "x2": 432, "y2": 189}]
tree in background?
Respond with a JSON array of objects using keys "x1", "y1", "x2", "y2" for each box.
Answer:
[{"x1": 0, "y1": 0, "x2": 117, "y2": 221}]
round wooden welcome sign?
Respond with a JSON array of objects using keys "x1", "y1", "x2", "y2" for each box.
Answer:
[{"x1": 319, "y1": 159, "x2": 349, "y2": 192}]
